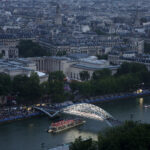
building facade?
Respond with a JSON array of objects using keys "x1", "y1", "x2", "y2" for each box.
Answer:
[{"x1": 30, "y1": 56, "x2": 119, "y2": 80}]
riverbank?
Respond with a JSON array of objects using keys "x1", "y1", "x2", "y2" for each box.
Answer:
[
  {"x1": 0, "y1": 112, "x2": 41, "y2": 124},
  {"x1": 78, "y1": 89, "x2": 150, "y2": 104},
  {"x1": 52, "y1": 89, "x2": 150, "y2": 109},
  {"x1": 1, "y1": 89, "x2": 150, "y2": 124}
]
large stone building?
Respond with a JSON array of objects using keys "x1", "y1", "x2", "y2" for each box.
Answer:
[
  {"x1": 108, "y1": 53, "x2": 150, "y2": 71},
  {"x1": 0, "y1": 45, "x2": 18, "y2": 59},
  {"x1": 0, "y1": 58, "x2": 48, "y2": 83},
  {"x1": 30, "y1": 55, "x2": 119, "y2": 80}
]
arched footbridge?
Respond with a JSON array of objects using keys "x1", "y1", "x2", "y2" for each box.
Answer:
[{"x1": 34, "y1": 103, "x2": 122, "y2": 127}]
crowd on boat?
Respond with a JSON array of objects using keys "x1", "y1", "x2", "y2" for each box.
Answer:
[{"x1": 51, "y1": 120, "x2": 75, "y2": 127}]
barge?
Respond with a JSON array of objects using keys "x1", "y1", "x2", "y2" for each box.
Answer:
[{"x1": 48, "y1": 118, "x2": 85, "y2": 133}]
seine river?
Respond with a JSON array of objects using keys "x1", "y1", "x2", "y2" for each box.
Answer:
[{"x1": 0, "y1": 96, "x2": 150, "y2": 150}]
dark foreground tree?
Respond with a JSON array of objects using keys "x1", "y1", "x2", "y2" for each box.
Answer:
[
  {"x1": 70, "y1": 122, "x2": 150, "y2": 150},
  {"x1": 98, "y1": 121, "x2": 150, "y2": 150},
  {"x1": 70, "y1": 136, "x2": 96, "y2": 150}
]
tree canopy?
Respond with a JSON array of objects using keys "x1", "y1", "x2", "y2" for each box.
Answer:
[
  {"x1": 71, "y1": 63, "x2": 149, "y2": 96},
  {"x1": 48, "y1": 71, "x2": 65, "y2": 82},
  {"x1": 92, "y1": 69, "x2": 111, "y2": 80},
  {"x1": 80, "y1": 71, "x2": 90, "y2": 81},
  {"x1": 17, "y1": 40, "x2": 51, "y2": 57},
  {"x1": 0, "y1": 73, "x2": 12, "y2": 96},
  {"x1": 98, "y1": 121, "x2": 150, "y2": 150},
  {"x1": 116, "y1": 62, "x2": 148, "y2": 76},
  {"x1": 1, "y1": 62, "x2": 150, "y2": 104},
  {"x1": 47, "y1": 71, "x2": 66, "y2": 102},
  {"x1": 70, "y1": 136, "x2": 96, "y2": 150},
  {"x1": 70, "y1": 122, "x2": 150, "y2": 150},
  {"x1": 13, "y1": 72, "x2": 42, "y2": 104}
]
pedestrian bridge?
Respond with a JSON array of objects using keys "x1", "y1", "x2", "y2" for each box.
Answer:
[
  {"x1": 33, "y1": 106, "x2": 60, "y2": 118},
  {"x1": 34, "y1": 103, "x2": 122, "y2": 127},
  {"x1": 62, "y1": 103, "x2": 113, "y2": 121}
]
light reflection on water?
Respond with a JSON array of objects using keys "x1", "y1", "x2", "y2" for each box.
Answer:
[{"x1": 0, "y1": 96, "x2": 150, "y2": 150}]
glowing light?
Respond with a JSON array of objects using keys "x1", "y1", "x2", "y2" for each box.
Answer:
[
  {"x1": 36, "y1": 104, "x2": 40, "y2": 106},
  {"x1": 137, "y1": 89, "x2": 143, "y2": 94},
  {"x1": 139, "y1": 98, "x2": 144, "y2": 105},
  {"x1": 27, "y1": 107, "x2": 32, "y2": 111}
]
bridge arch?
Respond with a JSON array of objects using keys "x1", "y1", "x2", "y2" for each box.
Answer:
[
  {"x1": 34, "y1": 103, "x2": 120, "y2": 127},
  {"x1": 62, "y1": 103, "x2": 114, "y2": 126}
]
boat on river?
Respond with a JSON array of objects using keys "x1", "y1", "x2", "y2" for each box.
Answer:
[
  {"x1": 144, "y1": 105, "x2": 150, "y2": 108},
  {"x1": 48, "y1": 118, "x2": 86, "y2": 133}
]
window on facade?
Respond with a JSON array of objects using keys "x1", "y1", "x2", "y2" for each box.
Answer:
[
  {"x1": 74, "y1": 73, "x2": 76, "y2": 79},
  {"x1": 2, "y1": 50, "x2": 5, "y2": 56},
  {"x1": 71, "y1": 72, "x2": 72, "y2": 78}
]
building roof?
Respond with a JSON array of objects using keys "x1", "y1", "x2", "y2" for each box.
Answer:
[{"x1": 72, "y1": 63, "x2": 120, "y2": 71}]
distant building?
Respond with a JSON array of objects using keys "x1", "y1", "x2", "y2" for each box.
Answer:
[
  {"x1": 131, "y1": 38, "x2": 144, "y2": 54},
  {"x1": 108, "y1": 53, "x2": 150, "y2": 71},
  {"x1": 55, "y1": 5, "x2": 62, "y2": 25},
  {"x1": 0, "y1": 45, "x2": 18, "y2": 59},
  {"x1": 0, "y1": 58, "x2": 48, "y2": 83},
  {"x1": 30, "y1": 55, "x2": 119, "y2": 80}
]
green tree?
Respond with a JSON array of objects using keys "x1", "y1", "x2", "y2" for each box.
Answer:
[
  {"x1": 13, "y1": 75, "x2": 29, "y2": 95},
  {"x1": 80, "y1": 71, "x2": 90, "y2": 81},
  {"x1": 48, "y1": 71, "x2": 66, "y2": 103},
  {"x1": 40, "y1": 81, "x2": 50, "y2": 96},
  {"x1": 0, "y1": 73, "x2": 12, "y2": 96},
  {"x1": 49, "y1": 80, "x2": 66, "y2": 103},
  {"x1": 48, "y1": 71, "x2": 65, "y2": 82},
  {"x1": 70, "y1": 136, "x2": 96, "y2": 150},
  {"x1": 26, "y1": 72, "x2": 42, "y2": 103},
  {"x1": 17, "y1": 40, "x2": 51, "y2": 57},
  {"x1": 98, "y1": 121, "x2": 150, "y2": 150},
  {"x1": 117, "y1": 62, "x2": 148, "y2": 76},
  {"x1": 13, "y1": 73, "x2": 42, "y2": 104},
  {"x1": 92, "y1": 69, "x2": 111, "y2": 80},
  {"x1": 138, "y1": 71, "x2": 150, "y2": 87},
  {"x1": 70, "y1": 80, "x2": 82, "y2": 93}
]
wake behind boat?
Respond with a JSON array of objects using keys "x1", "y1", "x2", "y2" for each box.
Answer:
[{"x1": 48, "y1": 118, "x2": 86, "y2": 133}]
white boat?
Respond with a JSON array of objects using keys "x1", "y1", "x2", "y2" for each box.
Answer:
[
  {"x1": 48, "y1": 119, "x2": 86, "y2": 133},
  {"x1": 144, "y1": 105, "x2": 150, "y2": 108}
]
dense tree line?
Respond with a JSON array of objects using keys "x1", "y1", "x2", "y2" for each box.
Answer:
[
  {"x1": 70, "y1": 136, "x2": 96, "y2": 150},
  {"x1": 17, "y1": 40, "x2": 51, "y2": 57},
  {"x1": 0, "y1": 71, "x2": 67, "y2": 105},
  {"x1": 70, "y1": 121, "x2": 150, "y2": 150},
  {"x1": 71, "y1": 62, "x2": 150, "y2": 97},
  {"x1": 0, "y1": 63, "x2": 150, "y2": 104}
]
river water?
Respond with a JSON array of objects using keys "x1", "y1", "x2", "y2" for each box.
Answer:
[{"x1": 0, "y1": 96, "x2": 150, "y2": 150}]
